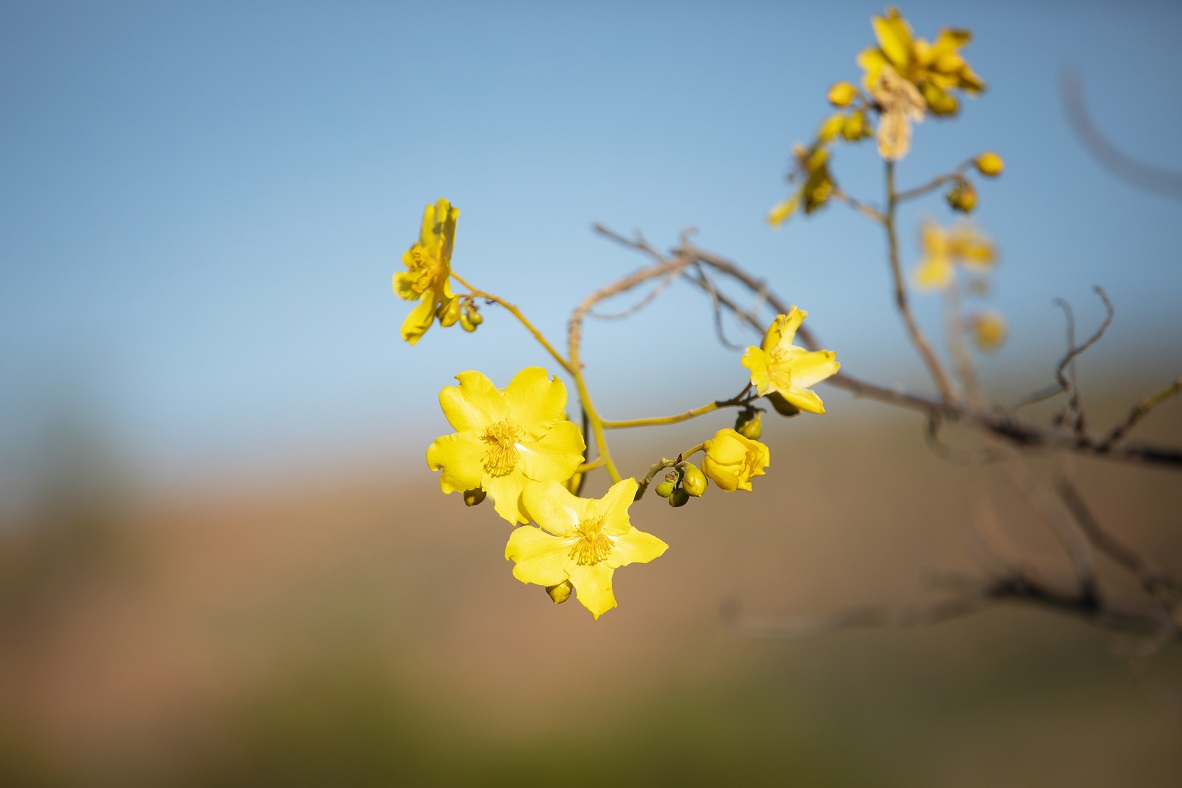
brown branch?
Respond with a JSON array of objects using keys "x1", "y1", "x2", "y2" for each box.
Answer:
[
  {"x1": 593, "y1": 224, "x2": 1182, "y2": 469},
  {"x1": 1101, "y1": 378, "x2": 1182, "y2": 450}
]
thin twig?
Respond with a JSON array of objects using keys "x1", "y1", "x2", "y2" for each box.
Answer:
[{"x1": 1101, "y1": 378, "x2": 1182, "y2": 450}]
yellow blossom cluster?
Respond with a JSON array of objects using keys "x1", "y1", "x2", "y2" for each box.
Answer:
[{"x1": 395, "y1": 197, "x2": 841, "y2": 618}]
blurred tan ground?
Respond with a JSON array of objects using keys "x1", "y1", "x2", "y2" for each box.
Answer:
[{"x1": 2, "y1": 391, "x2": 1180, "y2": 786}]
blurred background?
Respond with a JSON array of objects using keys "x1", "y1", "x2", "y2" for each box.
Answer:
[{"x1": 2, "y1": 0, "x2": 1181, "y2": 784}]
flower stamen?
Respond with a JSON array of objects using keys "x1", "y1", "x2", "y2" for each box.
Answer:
[
  {"x1": 482, "y1": 420, "x2": 523, "y2": 476},
  {"x1": 569, "y1": 517, "x2": 613, "y2": 566}
]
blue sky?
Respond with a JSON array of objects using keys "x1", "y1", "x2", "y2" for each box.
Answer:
[{"x1": 2, "y1": 0, "x2": 1181, "y2": 502}]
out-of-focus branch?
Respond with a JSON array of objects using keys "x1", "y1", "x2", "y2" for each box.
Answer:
[
  {"x1": 593, "y1": 224, "x2": 1182, "y2": 469},
  {"x1": 1061, "y1": 71, "x2": 1182, "y2": 201},
  {"x1": 733, "y1": 569, "x2": 1174, "y2": 640}
]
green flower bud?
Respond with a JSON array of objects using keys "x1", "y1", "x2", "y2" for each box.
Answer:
[
  {"x1": 735, "y1": 410, "x2": 763, "y2": 440},
  {"x1": 546, "y1": 580, "x2": 572, "y2": 604},
  {"x1": 668, "y1": 487, "x2": 690, "y2": 508},
  {"x1": 946, "y1": 179, "x2": 977, "y2": 213},
  {"x1": 463, "y1": 488, "x2": 486, "y2": 507},
  {"x1": 681, "y1": 463, "x2": 707, "y2": 497},
  {"x1": 655, "y1": 481, "x2": 675, "y2": 498}
]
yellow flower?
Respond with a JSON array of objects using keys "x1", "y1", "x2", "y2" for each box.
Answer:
[
  {"x1": 913, "y1": 221, "x2": 997, "y2": 291},
  {"x1": 858, "y1": 7, "x2": 985, "y2": 118},
  {"x1": 768, "y1": 145, "x2": 835, "y2": 227},
  {"x1": 506, "y1": 478, "x2": 668, "y2": 619},
  {"x1": 969, "y1": 310, "x2": 1007, "y2": 353},
  {"x1": 741, "y1": 308, "x2": 840, "y2": 415},
  {"x1": 701, "y1": 428, "x2": 770, "y2": 493},
  {"x1": 394, "y1": 198, "x2": 460, "y2": 345},
  {"x1": 426, "y1": 368, "x2": 585, "y2": 525}
]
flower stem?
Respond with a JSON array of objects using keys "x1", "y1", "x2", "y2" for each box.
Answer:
[
  {"x1": 884, "y1": 160, "x2": 957, "y2": 403},
  {"x1": 450, "y1": 273, "x2": 575, "y2": 377}
]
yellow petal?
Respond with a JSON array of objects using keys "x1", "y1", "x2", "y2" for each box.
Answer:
[
  {"x1": 597, "y1": 478, "x2": 639, "y2": 536},
  {"x1": 741, "y1": 346, "x2": 773, "y2": 395},
  {"x1": 786, "y1": 349, "x2": 841, "y2": 390},
  {"x1": 522, "y1": 480, "x2": 583, "y2": 537},
  {"x1": 504, "y1": 367, "x2": 567, "y2": 440},
  {"x1": 484, "y1": 471, "x2": 531, "y2": 525},
  {"x1": 567, "y1": 563, "x2": 617, "y2": 619},
  {"x1": 607, "y1": 528, "x2": 668, "y2": 569},
  {"x1": 506, "y1": 526, "x2": 572, "y2": 587},
  {"x1": 914, "y1": 256, "x2": 953, "y2": 290},
  {"x1": 516, "y1": 420, "x2": 585, "y2": 483},
  {"x1": 426, "y1": 431, "x2": 485, "y2": 494},
  {"x1": 777, "y1": 386, "x2": 826, "y2": 415},
  {"x1": 768, "y1": 195, "x2": 800, "y2": 227},
  {"x1": 439, "y1": 371, "x2": 508, "y2": 432},
  {"x1": 873, "y1": 7, "x2": 914, "y2": 69},
  {"x1": 401, "y1": 296, "x2": 436, "y2": 346},
  {"x1": 857, "y1": 47, "x2": 889, "y2": 90},
  {"x1": 393, "y1": 269, "x2": 421, "y2": 301}
]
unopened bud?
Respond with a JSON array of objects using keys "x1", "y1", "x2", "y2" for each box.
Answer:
[
  {"x1": 463, "y1": 488, "x2": 486, "y2": 507},
  {"x1": 655, "y1": 481, "x2": 675, "y2": 499},
  {"x1": 459, "y1": 312, "x2": 477, "y2": 332},
  {"x1": 438, "y1": 299, "x2": 461, "y2": 327},
  {"x1": 546, "y1": 580, "x2": 572, "y2": 604},
  {"x1": 668, "y1": 488, "x2": 690, "y2": 508},
  {"x1": 827, "y1": 81, "x2": 858, "y2": 107},
  {"x1": 946, "y1": 179, "x2": 977, "y2": 213},
  {"x1": 681, "y1": 463, "x2": 707, "y2": 497},
  {"x1": 841, "y1": 110, "x2": 870, "y2": 141},
  {"x1": 735, "y1": 409, "x2": 763, "y2": 439},
  {"x1": 974, "y1": 152, "x2": 1004, "y2": 177}
]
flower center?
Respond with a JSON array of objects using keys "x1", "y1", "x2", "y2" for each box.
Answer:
[
  {"x1": 569, "y1": 517, "x2": 613, "y2": 566},
  {"x1": 482, "y1": 420, "x2": 523, "y2": 476},
  {"x1": 407, "y1": 246, "x2": 443, "y2": 296}
]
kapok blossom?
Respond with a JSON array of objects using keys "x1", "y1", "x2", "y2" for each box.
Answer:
[
  {"x1": 701, "y1": 428, "x2": 771, "y2": 493},
  {"x1": 394, "y1": 198, "x2": 461, "y2": 345},
  {"x1": 857, "y1": 7, "x2": 985, "y2": 118},
  {"x1": 741, "y1": 308, "x2": 840, "y2": 415},
  {"x1": 913, "y1": 221, "x2": 997, "y2": 291},
  {"x1": 426, "y1": 368, "x2": 585, "y2": 525},
  {"x1": 506, "y1": 478, "x2": 667, "y2": 619},
  {"x1": 768, "y1": 144, "x2": 835, "y2": 227}
]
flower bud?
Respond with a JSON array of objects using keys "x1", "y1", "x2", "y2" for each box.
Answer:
[
  {"x1": 681, "y1": 463, "x2": 707, "y2": 497},
  {"x1": 827, "y1": 81, "x2": 858, "y2": 107},
  {"x1": 463, "y1": 488, "x2": 486, "y2": 507},
  {"x1": 546, "y1": 580, "x2": 573, "y2": 604},
  {"x1": 817, "y1": 113, "x2": 845, "y2": 143},
  {"x1": 655, "y1": 481, "x2": 675, "y2": 498},
  {"x1": 459, "y1": 312, "x2": 477, "y2": 332},
  {"x1": 841, "y1": 110, "x2": 870, "y2": 141},
  {"x1": 735, "y1": 410, "x2": 763, "y2": 439},
  {"x1": 945, "y1": 179, "x2": 977, "y2": 213},
  {"x1": 438, "y1": 299, "x2": 462, "y2": 327},
  {"x1": 668, "y1": 487, "x2": 690, "y2": 508},
  {"x1": 974, "y1": 152, "x2": 1004, "y2": 177}
]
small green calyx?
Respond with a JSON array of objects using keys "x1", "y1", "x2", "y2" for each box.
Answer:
[
  {"x1": 668, "y1": 488, "x2": 690, "y2": 508},
  {"x1": 464, "y1": 488, "x2": 487, "y2": 507},
  {"x1": 655, "y1": 481, "x2": 676, "y2": 498}
]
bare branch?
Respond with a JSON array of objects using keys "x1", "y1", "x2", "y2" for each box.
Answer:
[
  {"x1": 1101, "y1": 378, "x2": 1182, "y2": 450},
  {"x1": 1061, "y1": 70, "x2": 1182, "y2": 201}
]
